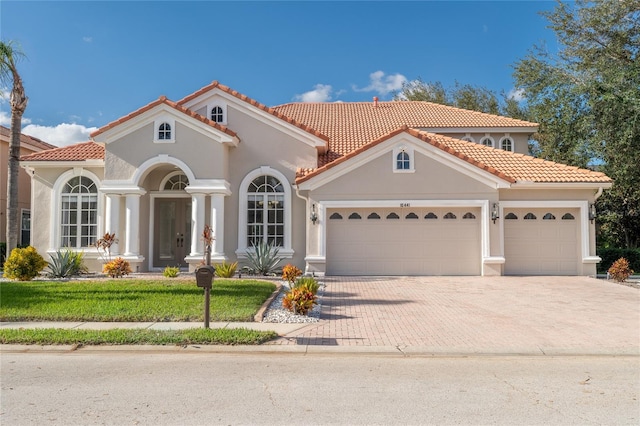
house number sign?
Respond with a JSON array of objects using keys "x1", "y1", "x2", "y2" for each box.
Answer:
[{"x1": 400, "y1": 203, "x2": 410, "y2": 207}]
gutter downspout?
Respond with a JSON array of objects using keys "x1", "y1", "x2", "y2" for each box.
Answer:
[{"x1": 594, "y1": 187, "x2": 604, "y2": 200}]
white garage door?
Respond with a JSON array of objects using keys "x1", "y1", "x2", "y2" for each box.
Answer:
[
  {"x1": 326, "y1": 208, "x2": 481, "y2": 276},
  {"x1": 504, "y1": 208, "x2": 580, "y2": 275}
]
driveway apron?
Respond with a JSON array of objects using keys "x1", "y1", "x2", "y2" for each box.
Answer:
[{"x1": 270, "y1": 276, "x2": 640, "y2": 354}]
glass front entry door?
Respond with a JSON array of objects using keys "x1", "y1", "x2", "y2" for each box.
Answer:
[{"x1": 154, "y1": 198, "x2": 192, "y2": 268}]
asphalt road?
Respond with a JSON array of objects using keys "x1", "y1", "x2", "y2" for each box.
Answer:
[{"x1": 1, "y1": 349, "x2": 639, "y2": 425}]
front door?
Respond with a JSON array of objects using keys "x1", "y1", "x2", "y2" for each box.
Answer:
[{"x1": 154, "y1": 198, "x2": 192, "y2": 268}]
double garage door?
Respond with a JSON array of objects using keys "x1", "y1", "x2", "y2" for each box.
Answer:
[
  {"x1": 326, "y1": 208, "x2": 481, "y2": 276},
  {"x1": 504, "y1": 208, "x2": 580, "y2": 275}
]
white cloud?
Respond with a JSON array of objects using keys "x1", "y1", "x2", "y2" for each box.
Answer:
[
  {"x1": 21, "y1": 123, "x2": 98, "y2": 147},
  {"x1": 293, "y1": 84, "x2": 333, "y2": 103},
  {"x1": 83, "y1": 36, "x2": 93, "y2": 43},
  {"x1": 352, "y1": 71, "x2": 407, "y2": 96},
  {"x1": 508, "y1": 88, "x2": 525, "y2": 102}
]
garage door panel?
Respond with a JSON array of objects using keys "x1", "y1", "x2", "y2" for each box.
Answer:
[
  {"x1": 504, "y1": 208, "x2": 579, "y2": 275},
  {"x1": 327, "y1": 208, "x2": 481, "y2": 276}
]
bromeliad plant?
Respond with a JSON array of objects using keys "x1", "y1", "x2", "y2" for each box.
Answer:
[
  {"x1": 245, "y1": 240, "x2": 284, "y2": 276},
  {"x1": 282, "y1": 264, "x2": 302, "y2": 285},
  {"x1": 215, "y1": 261, "x2": 238, "y2": 278}
]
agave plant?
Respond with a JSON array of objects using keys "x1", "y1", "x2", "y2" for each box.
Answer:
[
  {"x1": 48, "y1": 248, "x2": 87, "y2": 278},
  {"x1": 245, "y1": 240, "x2": 284, "y2": 276}
]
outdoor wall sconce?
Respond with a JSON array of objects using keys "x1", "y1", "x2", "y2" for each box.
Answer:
[
  {"x1": 589, "y1": 203, "x2": 597, "y2": 223},
  {"x1": 310, "y1": 203, "x2": 318, "y2": 225},
  {"x1": 491, "y1": 202, "x2": 500, "y2": 224}
]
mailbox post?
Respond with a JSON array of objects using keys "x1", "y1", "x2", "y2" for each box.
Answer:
[{"x1": 196, "y1": 264, "x2": 215, "y2": 328}]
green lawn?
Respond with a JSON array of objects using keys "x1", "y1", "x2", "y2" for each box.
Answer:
[
  {"x1": 0, "y1": 327, "x2": 277, "y2": 346},
  {"x1": 0, "y1": 279, "x2": 276, "y2": 322}
]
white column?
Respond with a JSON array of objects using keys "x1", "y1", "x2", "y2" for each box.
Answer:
[
  {"x1": 124, "y1": 193, "x2": 141, "y2": 256},
  {"x1": 210, "y1": 194, "x2": 225, "y2": 256},
  {"x1": 190, "y1": 193, "x2": 206, "y2": 257},
  {"x1": 104, "y1": 194, "x2": 121, "y2": 255}
]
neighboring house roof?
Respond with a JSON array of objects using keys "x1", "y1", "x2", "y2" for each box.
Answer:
[
  {"x1": 296, "y1": 127, "x2": 611, "y2": 185},
  {"x1": 90, "y1": 96, "x2": 238, "y2": 139},
  {"x1": 273, "y1": 101, "x2": 538, "y2": 166},
  {"x1": 177, "y1": 81, "x2": 330, "y2": 143},
  {"x1": 20, "y1": 141, "x2": 104, "y2": 161},
  {"x1": 0, "y1": 125, "x2": 57, "y2": 151}
]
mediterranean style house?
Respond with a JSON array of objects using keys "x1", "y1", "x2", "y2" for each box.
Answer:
[
  {"x1": 20, "y1": 81, "x2": 612, "y2": 276},
  {"x1": 1, "y1": 126, "x2": 56, "y2": 250}
]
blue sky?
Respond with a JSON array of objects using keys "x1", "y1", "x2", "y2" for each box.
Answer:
[{"x1": 1, "y1": 1, "x2": 557, "y2": 146}]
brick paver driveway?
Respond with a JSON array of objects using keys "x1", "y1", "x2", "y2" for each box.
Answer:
[{"x1": 274, "y1": 276, "x2": 640, "y2": 354}]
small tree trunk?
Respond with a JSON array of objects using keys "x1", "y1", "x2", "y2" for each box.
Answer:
[{"x1": 6, "y1": 71, "x2": 28, "y2": 253}]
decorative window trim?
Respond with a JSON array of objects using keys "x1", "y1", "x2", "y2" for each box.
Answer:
[
  {"x1": 236, "y1": 166, "x2": 293, "y2": 258},
  {"x1": 405, "y1": 212, "x2": 419, "y2": 219},
  {"x1": 159, "y1": 172, "x2": 190, "y2": 191},
  {"x1": 499, "y1": 135, "x2": 514, "y2": 152},
  {"x1": 50, "y1": 168, "x2": 102, "y2": 251},
  {"x1": 154, "y1": 116, "x2": 176, "y2": 143},
  {"x1": 329, "y1": 212, "x2": 343, "y2": 220},
  {"x1": 367, "y1": 212, "x2": 381, "y2": 219},
  {"x1": 348, "y1": 212, "x2": 362, "y2": 219},
  {"x1": 424, "y1": 212, "x2": 438, "y2": 219},
  {"x1": 460, "y1": 133, "x2": 475, "y2": 143},
  {"x1": 479, "y1": 135, "x2": 494, "y2": 148},
  {"x1": 208, "y1": 102, "x2": 228, "y2": 125},
  {"x1": 392, "y1": 145, "x2": 415, "y2": 173},
  {"x1": 386, "y1": 212, "x2": 400, "y2": 219}
]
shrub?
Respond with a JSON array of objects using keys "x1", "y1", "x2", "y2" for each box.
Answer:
[
  {"x1": 47, "y1": 249, "x2": 87, "y2": 278},
  {"x1": 245, "y1": 240, "x2": 284, "y2": 275},
  {"x1": 597, "y1": 248, "x2": 640, "y2": 273},
  {"x1": 282, "y1": 264, "x2": 302, "y2": 285},
  {"x1": 293, "y1": 276, "x2": 320, "y2": 295},
  {"x1": 215, "y1": 261, "x2": 238, "y2": 278},
  {"x1": 3, "y1": 246, "x2": 48, "y2": 281},
  {"x1": 163, "y1": 265, "x2": 180, "y2": 278},
  {"x1": 282, "y1": 287, "x2": 317, "y2": 316},
  {"x1": 608, "y1": 257, "x2": 634, "y2": 282},
  {"x1": 103, "y1": 257, "x2": 132, "y2": 278}
]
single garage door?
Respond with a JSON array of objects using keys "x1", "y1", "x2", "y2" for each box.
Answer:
[
  {"x1": 504, "y1": 208, "x2": 580, "y2": 275},
  {"x1": 326, "y1": 208, "x2": 481, "y2": 275}
]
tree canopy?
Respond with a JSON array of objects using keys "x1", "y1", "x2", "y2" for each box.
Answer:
[{"x1": 513, "y1": 0, "x2": 640, "y2": 248}]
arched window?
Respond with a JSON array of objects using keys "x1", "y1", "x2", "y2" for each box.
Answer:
[
  {"x1": 505, "y1": 212, "x2": 518, "y2": 220},
  {"x1": 386, "y1": 212, "x2": 400, "y2": 219},
  {"x1": 424, "y1": 212, "x2": 438, "y2": 219},
  {"x1": 60, "y1": 176, "x2": 98, "y2": 248},
  {"x1": 163, "y1": 173, "x2": 189, "y2": 191},
  {"x1": 211, "y1": 106, "x2": 224, "y2": 123},
  {"x1": 480, "y1": 136, "x2": 494, "y2": 148},
  {"x1": 158, "y1": 122, "x2": 171, "y2": 140},
  {"x1": 247, "y1": 175, "x2": 285, "y2": 247},
  {"x1": 444, "y1": 212, "x2": 457, "y2": 219},
  {"x1": 463, "y1": 212, "x2": 476, "y2": 219},
  {"x1": 524, "y1": 213, "x2": 537, "y2": 220},
  {"x1": 543, "y1": 213, "x2": 556, "y2": 220},
  {"x1": 500, "y1": 137, "x2": 513, "y2": 152},
  {"x1": 367, "y1": 212, "x2": 381, "y2": 219},
  {"x1": 405, "y1": 212, "x2": 419, "y2": 219},
  {"x1": 396, "y1": 151, "x2": 410, "y2": 170},
  {"x1": 562, "y1": 213, "x2": 575, "y2": 220},
  {"x1": 348, "y1": 212, "x2": 362, "y2": 219},
  {"x1": 330, "y1": 212, "x2": 343, "y2": 220}
]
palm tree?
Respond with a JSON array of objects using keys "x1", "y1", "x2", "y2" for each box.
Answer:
[{"x1": 1, "y1": 40, "x2": 28, "y2": 254}]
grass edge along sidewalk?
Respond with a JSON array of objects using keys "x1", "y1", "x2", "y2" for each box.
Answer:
[{"x1": 0, "y1": 278, "x2": 279, "y2": 345}]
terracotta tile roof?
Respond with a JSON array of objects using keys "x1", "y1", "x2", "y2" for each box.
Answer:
[
  {"x1": 0, "y1": 125, "x2": 57, "y2": 151},
  {"x1": 90, "y1": 96, "x2": 238, "y2": 139},
  {"x1": 20, "y1": 141, "x2": 104, "y2": 162},
  {"x1": 296, "y1": 127, "x2": 611, "y2": 185},
  {"x1": 274, "y1": 101, "x2": 538, "y2": 166},
  {"x1": 177, "y1": 81, "x2": 330, "y2": 143}
]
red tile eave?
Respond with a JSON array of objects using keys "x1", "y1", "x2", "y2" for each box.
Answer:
[
  {"x1": 19, "y1": 141, "x2": 105, "y2": 162},
  {"x1": 90, "y1": 96, "x2": 238, "y2": 139},
  {"x1": 177, "y1": 81, "x2": 330, "y2": 143}
]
